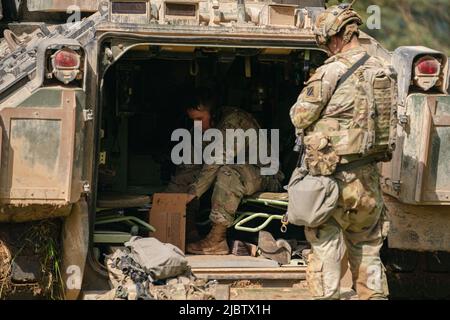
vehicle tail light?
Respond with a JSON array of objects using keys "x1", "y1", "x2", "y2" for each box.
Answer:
[
  {"x1": 54, "y1": 49, "x2": 80, "y2": 69},
  {"x1": 416, "y1": 56, "x2": 440, "y2": 75},
  {"x1": 51, "y1": 48, "x2": 82, "y2": 84},
  {"x1": 413, "y1": 55, "x2": 441, "y2": 91}
]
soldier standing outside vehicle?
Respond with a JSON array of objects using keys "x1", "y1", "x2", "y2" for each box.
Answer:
[
  {"x1": 290, "y1": 4, "x2": 393, "y2": 300},
  {"x1": 167, "y1": 88, "x2": 283, "y2": 255}
]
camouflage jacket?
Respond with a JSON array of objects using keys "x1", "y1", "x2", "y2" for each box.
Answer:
[
  {"x1": 188, "y1": 107, "x2": 262, "y2": 198},
  {"x1": 290, "y1": 46, "x2": 384, "y2": 134}
]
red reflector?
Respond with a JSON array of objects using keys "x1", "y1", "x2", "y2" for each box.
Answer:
[
  {"x1": 416, "y1": 57, "x2": 440, "y2": 75},
  {"x1": 54, "y1": 49, "x2": 80, "y2": 69}
]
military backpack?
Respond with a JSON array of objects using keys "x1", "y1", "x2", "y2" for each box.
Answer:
[{"x1": 304, "y1": 53, "x2": 398, "y2": 175}]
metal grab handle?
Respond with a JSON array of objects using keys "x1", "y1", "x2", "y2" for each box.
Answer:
[
  {"x1": 95, "y1": 216, "x2": 156, "y2": 233},
  {"x1": 233, "y1": 212, "x2": 284, "y2": 233},
  {"x1": 4, "y1": 30, "x2": 21, "y2": 51}
]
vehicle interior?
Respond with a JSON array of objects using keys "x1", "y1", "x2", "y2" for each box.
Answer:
[{"x1": 93, "y1": 44, "x2": 328, "y2": 279}]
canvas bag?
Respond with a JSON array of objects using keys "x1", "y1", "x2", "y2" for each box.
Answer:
[
  {"x1": 287, "y1": 167, "x2": 339, "y2": 228},
  {"x1": 125, "y1": 237, "x2": 189, "y2": 281}
]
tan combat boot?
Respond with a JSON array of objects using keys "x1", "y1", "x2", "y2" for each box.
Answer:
[{"x1": 186, "y1": 224, "x2": 229, "y2": 255}]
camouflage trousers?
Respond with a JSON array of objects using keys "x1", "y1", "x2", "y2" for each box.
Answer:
[
  {"x1": 305, "y1": 164, "x2": 390, "y2": 300},
  {"x1": 166, "y1": 164, "x2": 267, "y2": 227}
]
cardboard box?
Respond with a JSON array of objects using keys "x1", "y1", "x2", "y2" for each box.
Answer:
[{"x1": 149, "y1": 193, "x2": 188, "y2": 252}]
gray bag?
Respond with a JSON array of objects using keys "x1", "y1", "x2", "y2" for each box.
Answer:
[
  {"x1": 287, "y1": 167, "x2": 339, "y2": 228},
  {"x1": 125, "y1": 237, "x2": 189, "y2": 281}
]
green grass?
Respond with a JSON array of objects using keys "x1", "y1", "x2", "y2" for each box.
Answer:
[
  {"x1": 0, "y1": 220, "x2": 64, "y2": 300},
  {"x1": 327, "y1": 0, "x2": 450, "y2": 55}
]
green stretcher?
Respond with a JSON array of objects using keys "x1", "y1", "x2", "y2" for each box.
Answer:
[
  {"x1": 94, "y1": 214, "x2": 155, "y2": 244},
  {"x1": 233, "y1": 195, "x2": 288, "y2": 233}
]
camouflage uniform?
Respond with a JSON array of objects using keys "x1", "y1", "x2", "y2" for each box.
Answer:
[
  {"x1": 290, "y1": 47, "x2": 390, "y2": 300},
  {"x1": 166, "y1": 164, "x2": 203, "y2": 194},
  {"x1": 168, "y1": 107, "x2": 281, "y2": 227}
]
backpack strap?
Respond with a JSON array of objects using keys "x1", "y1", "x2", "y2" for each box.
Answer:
[{"x1": 332, "y1": 52, "x2": 371, "y2": 95}]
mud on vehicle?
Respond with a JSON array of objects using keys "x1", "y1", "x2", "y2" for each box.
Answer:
[{"x1": 0, "y1": 0, "x2": 449, "y2": 299}]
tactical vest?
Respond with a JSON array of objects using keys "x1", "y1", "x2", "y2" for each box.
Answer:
[{"x1": 306, "y1": 54, "x2": 398, "y2": 166}]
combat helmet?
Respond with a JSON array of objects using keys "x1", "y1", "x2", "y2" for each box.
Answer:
[{"x1": 314, "y1": 2, "x2": 363, "y2": 50}]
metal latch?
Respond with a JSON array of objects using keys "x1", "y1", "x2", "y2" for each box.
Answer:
[
  {"x1": 83, "y1": 108, "x2": 94, "y2": 121},
  {"x1": 392, "y1": 180, "x2": 401, "y2": 192},
  {"x1": 398, "y1": 114, "x2": 409, "y2": 126},
  {"x1": 99, "y1": 152, "x2": 107, "y2": 165},
  {"x1": 82, "y1": 181, "x2": 91, "y2": 193}
]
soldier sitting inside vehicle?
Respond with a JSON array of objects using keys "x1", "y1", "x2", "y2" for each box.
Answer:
[{"x1": 166, "y1": 88, "x2": 283, "y2": 255}]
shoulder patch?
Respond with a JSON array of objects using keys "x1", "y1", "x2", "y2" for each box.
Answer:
[
  {"x1": 302, "y1": 71, "x2": 324, "y2": 103},
  {"x1": 306, "y1": 86, "x2": 315, "y2": 97}
]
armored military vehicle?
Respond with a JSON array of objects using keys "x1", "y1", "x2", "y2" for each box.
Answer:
[{"x1": 0, "y1": 0, "x2": 449, "y2": 299}]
